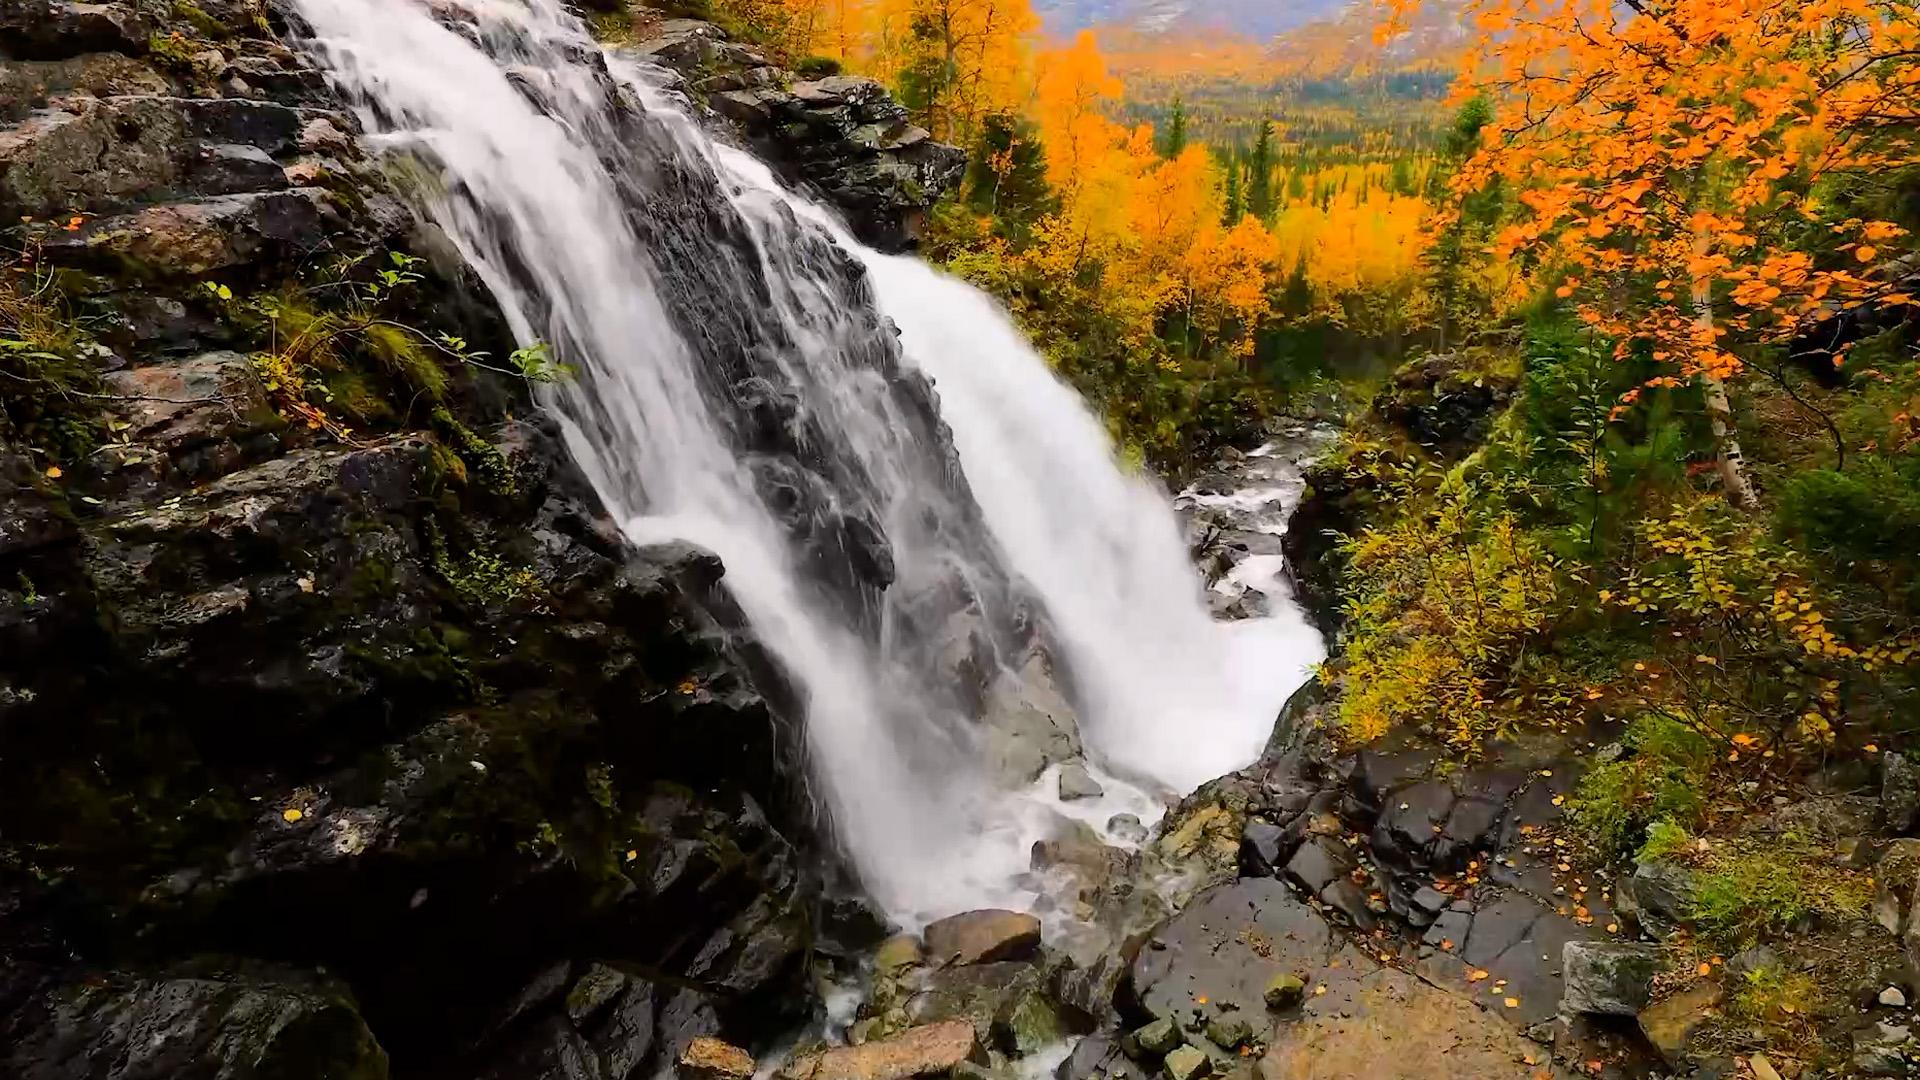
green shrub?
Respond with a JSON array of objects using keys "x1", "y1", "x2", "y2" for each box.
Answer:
[
  {"x1": 794, "y1": 55, "x2": 842, "y2": 78},
  {"x1": 1567, "y1": 715, "x2": 1712, "y2": 858},
  {"x1": 1689, "y1": 843, "x2": 1873, "y2": 948},
  {"x1": 1636, "y1": 818, "x2": 1692, "y2": 864}
]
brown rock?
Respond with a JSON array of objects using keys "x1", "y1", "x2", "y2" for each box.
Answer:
[
  {"x1": 1638, "y1": 981, "x2": 1723, "y2": 1067},
  {"x1": 785, "y1": 1020, "x2": 985, "y2": 1080},
  {"x1": 681, "y1": 1036, "x2": 755, "y2": 1080},
  {"x1": 40, "y1": 189, "x2": 331, "y2": 277},
  {"x1": 922, "y1": 909, "x2": 1040, "y2": 966},
  {"x1": 1258, "y1": 968, "x2": 1545, "y2": 1080},
  {"x1": 103, "y1": 351, "x2": 272, "y2": 452}
]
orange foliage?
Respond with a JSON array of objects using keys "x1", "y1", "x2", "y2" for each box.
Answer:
[
  {"x1": 772, "y1": 0, "x2": 1039, "y2": 142},
  {"x1": 1019, "y1": 33, "x2": 1293, "y2": 356},
  {"x1": 1392, "y1": 0, "x2": 1920, "y2": 384}
]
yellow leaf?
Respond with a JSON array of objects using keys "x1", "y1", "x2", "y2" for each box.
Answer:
[
  {"x1": 43, "y1": 465, "x2": 61, "y2": 479},
  {"x1": 1857, "y1": 245, "x2": 1878, "y2": 263},
  {"x1": 282, "y1": 808, "x2": 304, "y2": 823},
  {"x1": 1504, "y1": 997, "x2": 1520, "y2": 1008}
]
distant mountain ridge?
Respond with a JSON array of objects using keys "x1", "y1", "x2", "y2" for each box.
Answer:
[{"x1": 1034, "y1": 0, "x2": 1352, "y2": 40}]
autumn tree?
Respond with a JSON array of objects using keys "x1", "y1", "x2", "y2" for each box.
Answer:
[
  {"x1": 962, "y1": 110, "x2": 1052, "y2": 228},
  {"x1": 885, "y1": 0, "x2": 1038, "y2": 143},
  {"x1": 1395, "y1": 0, "x2": 1920, "y2": 506}
]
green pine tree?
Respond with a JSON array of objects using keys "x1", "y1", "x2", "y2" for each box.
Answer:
[
  {"x1": 1160, "y1": 97, "x2": 1188, "y2": 159},
  {"x1": 1247, "y1": 119, "x2": 1275, "y2": 222},
  {"x1": 1222, "y1": 163, "x2": 1243, "y2": 226}
]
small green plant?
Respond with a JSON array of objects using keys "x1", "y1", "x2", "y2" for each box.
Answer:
[
  {"x1": 1334, "y1": 469, "x2": 1561, "y2": 747},
  {"x1": 1, "y1": 252, "x2": 105, "y2": 461},
  {"x1": 1729, "y1": 960, "x2": 1820, "y2": 1024},
  {"x1": 426, "y1": 519, "x2": 544, "y2": 612},
  {"x1": 1635, "y1": 818, "x2": 1693, "y2": 864},
  {"x1": 211, "y1": 253, "x2": 566, "y2": 438},
  {"x1": 507, "y1": 341, "x2": 572, "y2": 383}
]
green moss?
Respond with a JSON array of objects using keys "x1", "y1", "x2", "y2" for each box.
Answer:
[
  {"x1": 317, "y1": 367, "x2": 396, "y2": 427},
  {"x1": 345, "y1": 624, "x2": 479, "y2": 699},
  {"x1": 146, "y1": 30, "x2": 202, "y2": 72},
  {"x1": 171, "y1": 0, "x2": 231, "y2": 38},
  {"x1": 1689, "y1": 841, "x2": 1873, "y2": 948},
  {"x1": 430, "y1": 407, "x2": 517, "y2": 496},
  {"x1": 362, "y1": 322, "x2": 448, "y2": 403},
  {"x1": 425, "y1": 518, "x2": 543, "y2": 612}
]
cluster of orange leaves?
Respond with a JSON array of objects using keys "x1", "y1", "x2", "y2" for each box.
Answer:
[
  {"x1": 755, "y1": 0, "x2": 1036, "y2": 142},
  {"x1": 1388, "y1": 0, "x2": 1920, "y2": 388}
]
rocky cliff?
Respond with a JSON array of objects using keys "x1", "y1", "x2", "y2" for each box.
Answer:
[{"x1": 0, "y1": 2, "x2": 959, "y2": 1076}]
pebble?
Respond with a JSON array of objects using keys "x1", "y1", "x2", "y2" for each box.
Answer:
[{"x1": 1882, "y1": 986, "x2": 1909, "y2": 1009}]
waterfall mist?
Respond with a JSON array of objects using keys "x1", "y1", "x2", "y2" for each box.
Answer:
[{"x1": 289, "y1": 0, "x2": 1322, "y2": 927}]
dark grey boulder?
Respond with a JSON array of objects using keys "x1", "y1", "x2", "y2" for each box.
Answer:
[
  {"x1": 3, "y1": 964, "x2": 388, "y2": 1080},
  {"x1": 1560, "y1": 942, "x2": 1662, "y2": 1016}
]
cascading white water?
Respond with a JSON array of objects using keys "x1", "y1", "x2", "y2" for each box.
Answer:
[{"x1": 290, "y1": 0, "x2": 1323, "y2": 927}]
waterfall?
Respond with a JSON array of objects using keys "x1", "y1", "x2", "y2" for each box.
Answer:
[{"x1": 289, "y1": 0, "x2": 1323, "y2": 927}]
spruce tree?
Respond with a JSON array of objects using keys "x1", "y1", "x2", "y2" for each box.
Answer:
[
  {"x1": 1222, "y1": 163, "x2": 1243, "y2": 226},
  {"x1": 1160, "y1": 97, "x2": 1188, "y2": 158},
  {"x1": 1246, "y1": 119, "x2": 1275, "y2": 222}
]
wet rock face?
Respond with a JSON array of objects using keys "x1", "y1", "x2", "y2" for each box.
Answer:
[
  {"x1": 614, "y1": 14, "x2": 965, "y2": 252},
  {"x1": 0, "y1": 4, "x2": 825, "y2": 1077},
  {"x1": 1125, "y1": 877, "x2": 1339, "y2": 1026},
  {"x1": 5, "y1": 963, "x2": 389, "y2": 1080}
]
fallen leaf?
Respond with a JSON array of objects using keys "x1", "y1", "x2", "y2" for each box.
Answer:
[
  {"x1": 1469, "y1": 970, "x2": 1490, "y2": 982},
  {"x1": 282, "y1": 808, "x2": 304, "y2": 823},
  {"x1": 1504, "y1": 997, "x2": 1520, "y2": 1008},
  {"x1": 43, "y1": 465, "x2": 62, "y2": 479},
  {"x1": 1697, "y1": 963, "x2": 1712, "y2": 977}
]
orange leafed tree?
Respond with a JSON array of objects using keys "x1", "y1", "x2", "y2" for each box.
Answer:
[
  {"x1": 775, "y1": 0, "x2": 1038, "y2": 143},
  {"x1": 1391, "y1": 0, "x2": 1920, "y2": 506}
]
